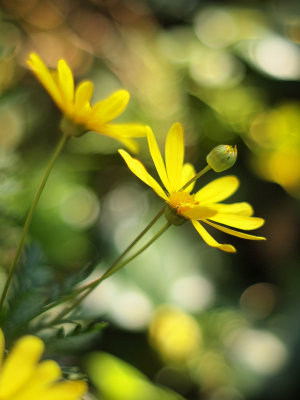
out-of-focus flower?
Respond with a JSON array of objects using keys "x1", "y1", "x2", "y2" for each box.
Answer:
[
  {"x1": 0, "y1": 330, "x2": 87, "y2": 400},
  {"x1": 119, "y1": 122, "x2": 265, "y2": 252},
  {"x1": 149, "y1": 306, "x2": 202, "y2": 363},
  {"x1": 27, "y1": 53, "x2": 147, "y2": 152},
  {"x1": 87, "y1": 351, "x2": 182, "y2": 400},
  {"x1": 249, "y1": 103, "x2": 300, "y2": 198}
]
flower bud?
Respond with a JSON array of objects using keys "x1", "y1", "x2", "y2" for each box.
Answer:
[{"x1": 206, "y1": 145, "x2": 237, "y2": 172}]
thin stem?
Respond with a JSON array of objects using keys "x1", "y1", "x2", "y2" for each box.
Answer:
[
  {"x1": 0, "y1": 134, "x2": 69, "y2": 310},
  {"x1": 97, "y1": 221, "x2": 171, "y2": 282},
  {"x1": 181, "y1": 164, "x2": 211, "y2": 190},
  {"x1": 37, "y1": 165, "x2": 212, "y2": 318},
  {"x1": 47, "y1": 221, "x2": 171, "y2": 326},
  {"x1": 41, "y1": 206, "x2": 166, "y2": 314},
  {"x1": 95, "y1": 206, "x2": 166, "y2": 283},
  {"x1": 34, "y1": 164, "x2": 212, "y2": 326}
]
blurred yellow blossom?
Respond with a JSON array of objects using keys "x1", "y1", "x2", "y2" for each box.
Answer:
[
  {"x1": 249, "y1": 103, "x2": 300, "y2": 197},
  {"x1": 119, "y1": 122, "x2": 265, "y2": 252},
  {"x1": 27, "y1": 53, "x2": 147, "y2": 152},
  {"x1": 0, "y1": 330, "x2": 87, "y2": 400},
  {"x1": 149, "y1": 306, "x2": 202, "y2": 363}
]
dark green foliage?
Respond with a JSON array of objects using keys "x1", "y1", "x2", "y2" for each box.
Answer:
[
  {"x1": 0, "y1": 244, "x2": 100, "y2": 346},
  {"x1": 42, "y1": 320, "x2": 108, "y2": 357}
]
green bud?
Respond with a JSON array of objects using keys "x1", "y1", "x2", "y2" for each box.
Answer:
[
  {"x1": 60, "y1": 116, "x2": 87, "y2": 137},
  {"x1": 164, "y1": 205, "x2": 187, "y2": 226},
  {"x1": 206, "y1": 145, "x2": 237, "y2": 172}
]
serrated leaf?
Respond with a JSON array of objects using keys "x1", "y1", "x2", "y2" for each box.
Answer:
[
  {"x1": 85, "y1": 320, "x2": 108, "y2": 333},
  {"x1": 56, "y1": 327, "x2": 65, "y2": 338},
  {"x1": 60, "y1": 260, "x2": 99, "y2": 295},
  {"x1": 43, "y1": 328, "x2": 103, "y2": 356},
  {"x1": 72, "y1": 323, "x2": 83, "y2": 335},
  {"x1": 1, "y1": 244, "x2": 58, "y2": 342},
  {"x1": 63, "y1": 319, "x2": 107, "y2": 337}
]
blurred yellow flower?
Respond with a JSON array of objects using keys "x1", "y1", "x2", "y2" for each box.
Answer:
[
  {"x1": 0, "y1": 330, "x2": 87, "y2": 400},
  {"x1": 27, "y1": 53, "x2": 147, "y2": 152},
  {"x1": 119, "y1": 122, "x2": 265, "y2": 253},
  {"x1": 249, "y1": 103, "x2": 300, "y2": 197},
  {"x1": 149, "y1": 306, "x2": 202, "y2": 363}
]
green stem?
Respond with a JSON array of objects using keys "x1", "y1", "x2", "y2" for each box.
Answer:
[
  {"x1": 96, "y1": 221, "x2": 171, "y2": 282},
  {"x1": 181, "y1": 164, "x2": 211, "y2": 190},
  {"x1": 35, "y1": 165, "x2": 212, "y2": 321},
  {"x1": 33, "y1": 164, "x2": 212, "y2": 326},
  {"x1": 0, "y1": 134, "x2": 69, "y2": 311},
  {"x1": 41, "y1": 206, "x2": 166, "y2": 314},
  {"x1": 94, "y1": 207, "x2": 166, "y2": 283},
  {"x1": 45, "y1": 221, "x2": 171, "y2": 326}
]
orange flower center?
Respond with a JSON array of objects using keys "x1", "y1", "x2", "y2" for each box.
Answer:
[{"x1": 168, "y1": 191, "x2": 199, "y2": 214}]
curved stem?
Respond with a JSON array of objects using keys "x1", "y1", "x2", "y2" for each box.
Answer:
[
  {"x1": 96, "y1": 221, "x2": 171, "y2": 283},
  {"x1": 0, "y1": 134, "x2": 69, "y2": 310},
  {"x1": 96, "y1": 206, "x2": 166, "y2": 283},
  {"x1": 36, "y1": 165, "x2": 213, "y2": 319},
  {"x1": 46, "y1": 221, "x2": 171, "y2": 326},
  {"x1": 181, "y1": 165, "x2": 211, "y2": 190},
  {"x1": 41, "y1": 206, "x2": 166, "y2": 314}
]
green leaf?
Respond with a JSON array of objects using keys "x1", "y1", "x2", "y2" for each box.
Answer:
[
  {"x1": 1, "y1": 244, "x2": 58, "y2": 343},
  {"x1": 60, "y1": 259, "x2": 98, "y2": 296},
  {"x1": 1, "y1": 244, "x2": 100, "y2": 344}
]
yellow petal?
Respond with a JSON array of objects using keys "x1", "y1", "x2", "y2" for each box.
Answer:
[
  {"x1": 180, "y1": 163, "x2": 196, "y2": 192},
  {"x1": 74, "y1": 80, "x2": 93, "y2": 110},
  {"x1": 208, "y1": 202, "x2": 254, "y2": 216},
  {"x1": 204, "y1": 220, "x2": 266, "y2": 240},
  {"x1": 90, "y1": 90, "x2": 130, "y2": 124},
  {"x1": 89, "y1": 123, "x2": 147, "y2": 152},
  {"x1": 34, "y1": 359, "x2": 62, "y2": 383},
  {"x1": 0, "y1": 329, "x2": 4, "y2": 370},
  {"x1": 12, "y1": 360, "x2": 62, "y2": 400},
  {"x1": 195, "y1": 176, "x2": 239, "y2": 204},
  {"x1": 87, "y1": 122, "x2": 147, "y2": 139},
  {"x1": 181, "y1": 206, "x2": 216, "y2": 220},
  {"x1": 209, "y1": 213, "x2": 265, "y2": 230},
  {"x1": 57, "y1": 59, "x2": 74, "y2": 104},
  {"x1": 35, "y1": 381, "x2": 87, "y2": 400},
  {"x1": 165, "y1": 122, "x2": 184, "y2": 192},
  {"x1": 117, "y1": 137, "x2": 140, "y2": 153},
  {"x1": 118, "y1": 150, "x2": 168, "y2": 200},
  {"x1": 27, "y1": 53, "x2": 62, "y2": 108},
  {"x1": 146, "y1": 126, "x2": 171, "y2": 193},
  {"x1": 0, "y1": 336, "x2": 44, "y2": 398},
  {"x1": 191, "y1": 220, "x2": 236, "y2": 253}
]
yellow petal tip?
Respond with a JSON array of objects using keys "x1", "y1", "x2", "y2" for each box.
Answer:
[
  {"x1": 258, "y1": 236, "x2": 267, "y2": 241},
  {"x1": 220, "y1": 244, "x2": 237, "y2": 253}
]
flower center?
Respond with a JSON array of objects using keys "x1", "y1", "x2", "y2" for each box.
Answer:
[{"x1": 168, "y1": 191, "x2": 199, "y2": 214}]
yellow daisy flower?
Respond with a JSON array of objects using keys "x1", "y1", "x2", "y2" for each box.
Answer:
[
  {"x1": 119, "y1": 122, "x2": 266, "y2": 253},
  {"x1": 27, "y1": 53, "x2": 147, "y2": 152},
  {"x1": 0, "y1": 330, "x2": 87, "y2": 400}
]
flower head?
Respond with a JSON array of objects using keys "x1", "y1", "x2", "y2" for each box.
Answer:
[
  {"x1": 119, "y1": 122, "x2": 266, "y2": 253},
  {"x1": 0, "y1": 330, "x2": 87, "y2": 399},
  {"x1": 27, "y1": 53, "x2": 147, "y2": 152}
]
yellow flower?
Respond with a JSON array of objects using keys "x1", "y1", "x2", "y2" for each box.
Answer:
[
  {"x1": 119, "y1": 122, "x2": 266, "y2": 253},
  {"x1": 27, "y1": 53, "x2": 146, "y2": 152},
  {"x1": 0, "y1": 330, "x2": 87, "y2": 400}
]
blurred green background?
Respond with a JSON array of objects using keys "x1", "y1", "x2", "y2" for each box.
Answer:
[{"x1": 1, "y1": 0, "x2": 300, "y2": 399}]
